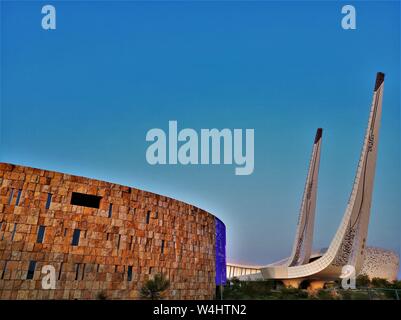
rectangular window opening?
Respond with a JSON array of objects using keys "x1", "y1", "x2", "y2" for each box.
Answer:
[
  {"x1": 75, "y1": 264, "x2": 80, "y2": 280},
  {"x1": 117, "y1": 234, "x2": 121, "y2": 250},
  {"x1": 15, "y1": 189, "x2": 22, "y2": 206},
  {"x1": 130, "y1": 236, "x2": 133, "y2": 250},
  {"x1": 46, "y1": 193, "x2": 52, "y2": 209},
  {"x1": 146, "y1": 211, "x2": 151, "y2": 224},
  {"x1": 36, "y1": 225, "x2": 46, "y2": 243},
  {"x1": 161, "y1": 240, "x2": 165, "y2": 254},
  {"x1": 8, "y1": 189, "x2": 14, "y2": 205},
  {"x1": 1, "y1": 261, "x2": 8, "y2": 280},
  {"x1": 27, "y1": 260, "x2": 36, "y2": 280},
  {"x1": 108, "y1": 203, "x2": 113, "y2": 218},
  {"x1": 70, "y1": 192, "x2": 101, "y2": 209},
  {"x1": 58, "y1": 263, "x2": 63, "y2": 280},
  {"x1": 127, "y1": 266, "x2": 133, "y2": 281},
  {"x1": 71, "y1": 229, "x2": 81, "y2": 246},
  {"x1": 81, "y1": 264, "x2": 86, "y2": 280},
  {"x1": 11, "y1": 223, "x2": 17, "y2": 241}
]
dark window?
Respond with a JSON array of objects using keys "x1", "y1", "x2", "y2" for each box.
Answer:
[
  {"x1": 75, "y1": 264, "x2": 80, "y2": 280},
  {"x1": 146, "y1": 211, "x2": 151, "y2": 224},
  {"x1": 64, "y1": 228, "x2": 67, "y2": 236},
  {"x1": 27, "y1": 261, "x2": 36, "y2": 279},
  {"x1": 15, "y1": 189, "x2": 22, "y2": 206},
  {"x1": 127, "y1": 266, "x2": 133, "y2": 281},
  {"x1": 155, "y1": 211, "x2": 158, "y2": 219},
  {"x1": 97, "y1": 264, "x2": 100, "y2": 272},
  {"x1": 36, "y1": 225, "x2": 46, "y2": 243},
  {"x1": 46, "y1": 193, "x2": 52, "y2": 209},
  {"x1": 115, "y1": 265, "x2": 118, "y2": 272},
  {"x1": 1, "y1": 261, "x2": 7, "y2": 280},
  {"x1": 107, "y1": 233, "x2": 110, "y2": 240},
  {"x1": 70, "y1": 192, "x2": 101, "y2": 209},
  {"x1": 145, "y1": 238, "x2": 151, "y2": 252},
  {"x1": 149, "y1": 267, "x2": 152, "y2": 274},
  {"x1": 58, "y1": 263, "x2": 63, "y2": 280},
  {"x1": 117, "y1": 234, "x2": 121, "y2": 250},
  {"x1": 161, "y1": 240, "x2": 165, "y2": 254},
  {"x1": 71, "y1": 229, "x2": 80, "y2": 246},
  {"x1": 8, "y1": 189, "x2": 14, "y2": 205},
  {"x1": 11, "y1": 223, "x2": 16, "y2": 241},
  {"x1": 81, "y1": 264, "x2": 86, "y2": 280},
  {"x1": 108, "y1": 203, "x2": 113, "y2": 218}
]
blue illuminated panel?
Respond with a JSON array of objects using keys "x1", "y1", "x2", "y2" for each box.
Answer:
[{"x1": 215, "y1": 217, "x2": 226, "y2": 286}]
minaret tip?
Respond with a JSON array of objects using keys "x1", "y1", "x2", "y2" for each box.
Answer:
[
  {"x1": 314, "y1": 128, "x2": 323, "y2": 144},
  {"x1": 374, "y1": 72, "x2": 385, "y2": 91}
]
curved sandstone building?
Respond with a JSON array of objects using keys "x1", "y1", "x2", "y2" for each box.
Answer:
[{"x1": 0, "y1": 163, "x2": 226, "y2": 299}]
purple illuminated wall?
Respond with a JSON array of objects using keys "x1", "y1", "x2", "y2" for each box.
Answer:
[{"x1": 215, "y1": 217, "x2": 226, "y2": 285}]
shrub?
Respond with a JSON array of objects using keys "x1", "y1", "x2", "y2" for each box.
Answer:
[
  {"x1": 371, "y1": 277, "x2": 391, "y2": 288},
  {"x1": 96, "y1": 290, "x2": 108, "y2": 300},
  {"x1": 140, "y1": 273, "x2": 170, "y2": 300},
  {"x1": 356, "y1": 274, "x2": 371, "y2": 288},
  {"x1": 277, "y1": 287, "x2": 308, "y2": 300},
  {"x1": 391, "y1": 280, "x2": 401, "y2": 289},
  {"x1": 223, "y1": 279, "x2": 275, "y2": 299},
  {"x1": 314, "y1": 289, "x2": 336, "y2": 300}
]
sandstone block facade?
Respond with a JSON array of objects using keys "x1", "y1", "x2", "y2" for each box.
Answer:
[{"x1": 0, "y1": 163, "x2": 221, "y2": 299}]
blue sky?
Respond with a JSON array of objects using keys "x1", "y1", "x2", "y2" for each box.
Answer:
[{"x1": 1, "y1": 1, "x2": 400, "y2": 276}]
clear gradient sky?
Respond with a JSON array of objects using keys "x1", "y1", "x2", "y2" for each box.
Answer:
[{"x1": 1, "y1": 1, "x2": 400, "y2": 276}]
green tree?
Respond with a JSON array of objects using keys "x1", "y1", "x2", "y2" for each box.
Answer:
[
  {"x1": 371, "y1": 277, "x2": 391, "y2": 288},
  {"x1": 223, "y1": 279, "x2": 276, "y2": 299},
  {"x1": 356, "y1": 274, "x2": 371, "y2": 288},
  {"x1": 391, "y1": 280, "x2": 401, "y2": 289},
  {"x1": 229, "y1": 277, "x2": 241, "y2": 289},
  {"x1": 277, "y1": 287, "x2": 308, "y2": 300},
  {"x1": 313, "y1": 289, "x2": 337, "y2": 300},
  {"x1": 140, "y1": 273, "x2": 170, "y2": 300}
]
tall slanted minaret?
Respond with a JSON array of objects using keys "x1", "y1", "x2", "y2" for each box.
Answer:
[
  {"x1": 287, "y1": 128, "x2": 323, "y2": 267},
  {"x1": 262, "y1": 73, "x2": 385, "y2": 281},
  {"x1": 331, "y1": 72, "x2": 385, "y2": 273}
]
